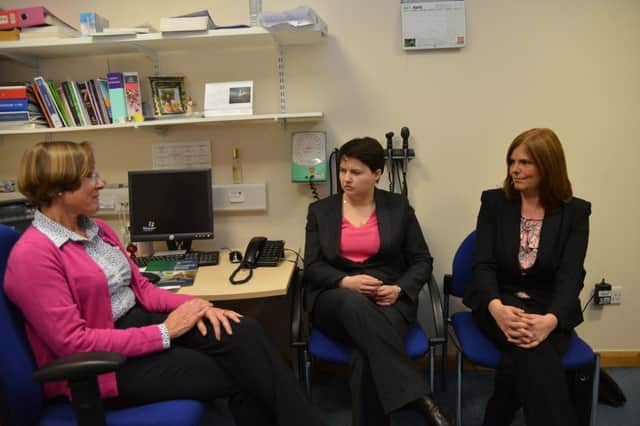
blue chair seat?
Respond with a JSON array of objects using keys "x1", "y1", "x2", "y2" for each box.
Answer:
[
  {"x1": 309, "y1": 322, "x2": 430, "y2": 364},
  {"x1": 452, "y1": 311, "x2": 596, "y2": 369},
  {"x1": 40, "y1": 399, "x2": 204, "y2": 426}
]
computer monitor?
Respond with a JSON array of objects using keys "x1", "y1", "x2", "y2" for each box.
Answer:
[{"x1": 128, "y1": 168, "x2": 213, "y2": 251}]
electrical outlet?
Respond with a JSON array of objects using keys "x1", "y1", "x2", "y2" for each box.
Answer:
[{"x1": 611, "y1": 286, "x2": 622, "y2": 304}]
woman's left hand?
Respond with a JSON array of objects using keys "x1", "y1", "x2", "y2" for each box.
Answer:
[
  {"x1": 374, "y1": 285, "x2": 402, "y2": 306},
  {"x1": 513, "y1": 313, "x2": 558, "y2": 348},
  {"x1": 198, "y1": 305, "x2": 243, "y2": 341}
]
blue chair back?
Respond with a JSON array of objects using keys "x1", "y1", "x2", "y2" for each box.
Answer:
[
  {"x1": 450, "y1": 231, "x2": 476, "y2": 297},
  {"x1": 0, "y1": 225, "x2": 45, "y2": 426}
]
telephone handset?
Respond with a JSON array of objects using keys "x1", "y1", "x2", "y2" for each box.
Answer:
[{"x1": 229, "y1": 236, "x2": 285, "y2": 284}]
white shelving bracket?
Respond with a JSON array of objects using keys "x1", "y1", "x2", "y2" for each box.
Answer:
[
  {"x1": 0, "y1": 52, "x2": 40, "y2": 71},
  {"x1": 278, "y1": 44, "x2": 287, "y2": 113},
  {"x1": 131, "y1": 44, "x2": 160, "y2": 75}
]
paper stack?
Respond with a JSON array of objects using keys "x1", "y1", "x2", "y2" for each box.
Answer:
[{"x1": 257, "y1": 6, "x2": 327, "y2": 33}]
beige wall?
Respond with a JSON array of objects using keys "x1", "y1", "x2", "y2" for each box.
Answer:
[{"x1": 1, "y1": 0, "x2": 638, "y2": 351}]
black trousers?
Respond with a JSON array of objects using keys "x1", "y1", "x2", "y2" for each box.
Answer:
[
  {"x1": 106, "y1": 304, "x2": 323, "y2": 426},
  {"x1": 312, "y1": 288, "x2": 428, "y2": 426},
  {"x1": 474, "y1": 293, "x2": 578, "y2": 426}
]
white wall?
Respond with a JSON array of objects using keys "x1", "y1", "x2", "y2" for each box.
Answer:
[{"x1": 1, "y1": 0, "x2": 638, "y2": 351}]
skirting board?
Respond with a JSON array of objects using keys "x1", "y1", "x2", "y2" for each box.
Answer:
[{"x1": 428, "y1": 352, "x2": 640, "y2": 370}]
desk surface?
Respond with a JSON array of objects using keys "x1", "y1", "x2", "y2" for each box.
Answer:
[{"x1": 178, "y1": 249, "x2": 298, "y2": 301}]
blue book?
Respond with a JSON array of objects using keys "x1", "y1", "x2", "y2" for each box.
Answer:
[
  {"x1": 33, "y1": 76, "x2": 64, "y2": 128},
  {"x1": 107, "y1": 72, "x2": 127, "y2": 124},
  {"x1": 0, "y1": 111, "x2": 31, "y2": 121},
  {"x1": 0, "y1": 99, "x2": 28, "y2": 112}
]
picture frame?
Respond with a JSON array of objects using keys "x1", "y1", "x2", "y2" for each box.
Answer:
[
  {"x1": 204, "y1": 81, "x2": 253, "y2": 117},
  {"x1": 148, "y1": 76, "x2": 187, "y2": 116}
]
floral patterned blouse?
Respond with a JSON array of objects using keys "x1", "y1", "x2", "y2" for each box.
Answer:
[{"x1": 519, "y1": 216, "x2": 543, "y2": 271}]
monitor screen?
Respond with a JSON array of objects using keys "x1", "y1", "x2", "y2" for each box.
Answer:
[{"x1": 128, "y1": 168, "x2": 213, "y2": 243}]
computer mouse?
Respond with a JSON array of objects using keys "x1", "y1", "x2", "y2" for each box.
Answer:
[
  {"x1": 229, "y1": 250, "x2": 243, "y2": 264},
  {"x1": 141, "y1": 271, "x2": 161, "y2": 284}
]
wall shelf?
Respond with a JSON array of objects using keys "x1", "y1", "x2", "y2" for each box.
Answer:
[{"x1": 0, "y1": 112, "x2": 324, "y2": 135}]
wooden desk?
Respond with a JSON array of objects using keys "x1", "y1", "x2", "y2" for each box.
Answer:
[{"x1": 178, "y1": 249, "x2": 298, "y2": 301}]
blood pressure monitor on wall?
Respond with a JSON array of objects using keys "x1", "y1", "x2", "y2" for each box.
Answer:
[{"x1": 291, "y1": 131, "x2": 327, "y2": 182}]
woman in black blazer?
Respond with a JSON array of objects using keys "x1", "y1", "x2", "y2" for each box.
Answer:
[
  {"x1": 464, "y1": 128, "x2": 591, "y2": 426},
  {"x1": 304, "y1": 137, "x2": 449, "y2": 426}
]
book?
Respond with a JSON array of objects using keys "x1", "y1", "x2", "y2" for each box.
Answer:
[
  {"x1": 20, "y1": 24, "x2": 79, "y2": 39},
  {"x1": 123, "y1": 72, "x2": 143, "y2": 122},
  {"x1": 92, "y1": 27, "x2": 154, "y2": 37},
  {"x1": 89, "y1": 80, "x2": 110, "y2": 124},
  {"x1": 61, "y1": 81, "x2": 83, "y2": 126},
  {"x1": 160, "y1": 10, "x2": 216, "y2": 32},
  {"x1": 47, "y1": 81, "x2": 71, "y2": 127},
  {"x1": 79, "y1": 12, "x2": 109, "y2": 36},
  {"x1": 145, "y1": 258, "x2": 198, "y2": 287},
  {"x1": 86, "y1": 80, "x2": 105, "y2": 124},
  {"x1": 107, "y1": 72, "x2": 127, "y2": 124},
  {"x1": 0, "y1": 85, "x2": 27, "y2": 100},
  {"x1": 0, "y1": 111, "x2": 32, "y2": 121},
  {"x1": 54, "y1": 84, "x2": 76, "y2": 126},
  {"x1": 96, "y1": 79, "x2": 112, "y2": 123},
  {"x1": 76, "y1": 81, "x2": 99, "y2": 125},
  {"x1": 0, "y1": 99, "x2": 28, "y2": 112},
  {"x1": 0, "y1": 28, "x2": 20, "y2": 41},
  {"x1": 33, "y1": 77, "x2": 64, "y2": 128},
  {"x1": 30, "y1": 82, "x2": 53, "y2": 127}
]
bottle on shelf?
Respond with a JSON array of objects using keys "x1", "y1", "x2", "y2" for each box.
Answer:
[{"x1": 232, "y1": 147, "x2": 243, "y2": 184}]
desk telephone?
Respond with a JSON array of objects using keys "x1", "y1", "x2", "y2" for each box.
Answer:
[{"x1": 229, "y1": 237, "x2": 285, "y2": 284}]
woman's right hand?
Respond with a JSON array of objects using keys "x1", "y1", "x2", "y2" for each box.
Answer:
[
  {"x1": 339, "y1": 274, "x2": 382, "y2": 297},
  {"x1": 163, "y1": 299, "x2": 211, "y2": 339},
  {"x1": 488, "y1": 299, "x2": 531, "y2": 344}
]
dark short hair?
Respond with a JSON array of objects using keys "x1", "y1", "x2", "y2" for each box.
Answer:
[
  {"x1": 18, "y1": 141, "x2": 94, "y2": 207},
  {"x1": 503, "y1": 128, "x2": 572, "y2": 211},
  {"x1": 338, "y1": 137, "x2": 385, "y2": 173}
]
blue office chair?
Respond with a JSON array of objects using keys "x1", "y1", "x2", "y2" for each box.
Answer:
[
  {"x1": 0, "y1": 224, "x2": 205, "y2": 426},
  {"x1": 443, "y1": 231, "x2": 600, "y2": 426},
  {"x1": 290, "y1": 269, "x2": 446, "y2": 396}
]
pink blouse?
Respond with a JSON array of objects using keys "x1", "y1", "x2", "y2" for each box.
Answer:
[
  {"x1": 339, "y1": 211, "x2": 380, "y2": 263},
  {"x1": 519, "y1": 216, "x2": 543, "y2": 271}
]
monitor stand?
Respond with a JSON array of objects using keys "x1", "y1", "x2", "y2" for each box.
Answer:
[{"x1": 166, "y1": 240, "x2": 192, "y2": 252}]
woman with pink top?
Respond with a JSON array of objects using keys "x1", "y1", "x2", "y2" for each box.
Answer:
[
  {"x1": 304, "y1": 137, "x2": 449, "y2": 426},
  {"x1": 5, "y1": 141, "x2": 323, "y2": 426}
]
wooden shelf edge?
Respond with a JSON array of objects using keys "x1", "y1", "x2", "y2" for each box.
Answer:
[{"x1": 0, "y1": 112, "x2": 324, "y2": 135}]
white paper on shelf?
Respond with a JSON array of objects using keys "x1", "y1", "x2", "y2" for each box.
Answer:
[
  {"x1": 152, "y1": 141, "x2": 212, "y2": 170},
  {"x1": 258, "y1": 6, "x2": 327, "y2": 33}
]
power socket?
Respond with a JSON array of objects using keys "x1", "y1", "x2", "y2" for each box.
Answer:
[
  {"x1": 611, "y1": 286, "x2": 622, "y2": 304},
  {"x1": 594, "y1": 279, "x2": 612, "y2": 305}
]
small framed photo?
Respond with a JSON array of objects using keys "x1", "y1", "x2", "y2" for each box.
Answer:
[
  {"x1": 204, "y1": 81, "x2": 253, "y2": 117},
  {"x1": 148, "y1": 76, "x2": 187, "y2": 117}
]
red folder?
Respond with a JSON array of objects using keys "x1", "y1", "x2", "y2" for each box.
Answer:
[{"x1": 0, "y1": 9, "x2": 19, "y2": 29}]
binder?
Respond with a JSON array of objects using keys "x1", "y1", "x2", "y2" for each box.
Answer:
[
  {"x1": 0, "y1": 10, "x2": 19, "y2": 29},
  {"x1": 15, "y1": 7, "x2": 76, "y2": 31}
]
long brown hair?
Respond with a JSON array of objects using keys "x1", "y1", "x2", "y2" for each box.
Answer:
[{"x1": 502, "y1": 128, "x2": 572, "y2": 211}]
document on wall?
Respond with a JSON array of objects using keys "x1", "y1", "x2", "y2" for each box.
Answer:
[
  {"x1": 401, "y1": 0, "x2": 466, "y2": 50},
  {"x1": 152, "y1": 141, "x2": 211, "y2": 170}
]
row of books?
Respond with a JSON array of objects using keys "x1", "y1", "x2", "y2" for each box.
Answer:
[
  {"x1": 18, "y1": 73, "x2": 144, "y2": 129},
  {"x1": 0, "y1": 84, "x2": 47, "y2": 129}
]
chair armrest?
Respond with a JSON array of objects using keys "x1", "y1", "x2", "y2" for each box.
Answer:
[
  {"x1": 289, "y1": 267, "x2": 306, "y2": 348},
  {"x1": 424, "y1": 273, "x2": 446, "y2": 342},
  {"x1": 32, "y1": 351, "x2": 125, "y2": 383}
]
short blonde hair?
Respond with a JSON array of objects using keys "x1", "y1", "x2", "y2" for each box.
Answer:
[
  {"x1": 502, "y1": 128, "x2": 572, "y2": 211},
  {"x1": 18, "y1": 141, "x2": 94, "y2": 207}
]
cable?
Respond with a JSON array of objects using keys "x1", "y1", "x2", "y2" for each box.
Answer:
[
  {"x1": 308, "y1": 181, "x2": 320, "y2": 201},
  {"x1": 582, "y1": 292, "x2": 595, "y2": 313}
]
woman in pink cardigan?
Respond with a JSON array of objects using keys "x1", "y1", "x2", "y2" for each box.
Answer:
[{"x1": 5, "y1": 141, "x2": 322, "y2": 426}]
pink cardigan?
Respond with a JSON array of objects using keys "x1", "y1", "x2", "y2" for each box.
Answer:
[{"x1": 4, "y1": 219, "x2": 194, "y2": 399}]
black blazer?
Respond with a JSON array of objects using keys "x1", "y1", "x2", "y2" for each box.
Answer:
[
  {"x1": 463, "y1": 189, "x2": 591, "y2": 331},
  {"x1": 303, "y1": 188, "x2": 433, "y2": 322}
]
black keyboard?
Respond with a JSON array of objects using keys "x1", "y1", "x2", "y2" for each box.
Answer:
[{"x1": 133, "y1": 251, "x2": 220, "y2": 268}]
